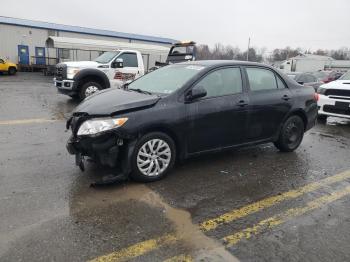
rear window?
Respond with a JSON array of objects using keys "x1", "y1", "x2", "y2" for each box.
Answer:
[{"x1": 246, "y1": 68, "x2": 278, "y2": 91}]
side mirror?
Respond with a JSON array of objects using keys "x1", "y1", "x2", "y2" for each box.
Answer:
[
  {"x1": 112, "y1": 58, "x2": 124, "y2": 68},
  {"x1": 186, "y1": 86, "x2": 207, "y2": 102},
  {"x1": 297, "y1": 81, "x2": 304, "y2": 85}
]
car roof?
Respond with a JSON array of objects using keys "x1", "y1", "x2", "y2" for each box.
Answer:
[{"x1": 178, "y1": 60, "x2": 270, "y2": 67}]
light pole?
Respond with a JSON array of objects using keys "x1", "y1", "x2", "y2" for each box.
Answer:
[{"x1": 246, "y1": 37, "x2": 250, "y2": 61}]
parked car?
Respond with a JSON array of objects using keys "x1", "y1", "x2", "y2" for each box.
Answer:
[
  {"x1": 287, "y1": 72, "x2": 322, "y2": 90},
  {"x1": 317, "y1": 70, "x2": 350, "y2": 120},
  {"x1": 312, "y1": 70, "x2": 343, "y2": 84},
  {"x1": 66, "y1": 61, "x2": 318, "y2": 182},
  {"x1": 0, "y1": 57, "x2": 17, "y2": 75},
  {"x1": 54, "y1": 50, "x2": 145, "y2": 100}
]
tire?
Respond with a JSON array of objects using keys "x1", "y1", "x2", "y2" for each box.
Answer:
[
  {"x1": 79, "y1": 81, "x2": 102, "y2": 100},
  {"x1": 274, "y1": 115, "x2": 304, "y2": 152},
  {"x1": 131, "y1": 132, "x2": 176, "y2": 182},
  {"x1": 8, "y1": 67, "x2": 16, "y2": 75}
]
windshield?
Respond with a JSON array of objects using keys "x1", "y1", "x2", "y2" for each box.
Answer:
[
  {"x1": 128, "y1": 64, "x2": 204, "y2": 94},
  {"x1": 94, "y1": 51, "x2": 120, "y2": 63},
  {"x1": 170, "y1": 46, "x2": 195, "y2": 55},
  {"x1": 340, "y1": 71, "x2": 350, "y2": 80}
]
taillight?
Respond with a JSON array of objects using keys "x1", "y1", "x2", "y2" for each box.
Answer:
[{"x1": 314, "y1": 93, "x2": 319, "y2": 101}]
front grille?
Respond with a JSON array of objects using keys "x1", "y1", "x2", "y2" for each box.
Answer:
[
  {"x1": 323, "y1": 105, "x2": 350, "y2": 116},
  {"x1": 325, "y1": 89, "x2": 350, "y2": 97},
  {"x1": 55, "y1": 63, "x2": 67, "y2": 80}
]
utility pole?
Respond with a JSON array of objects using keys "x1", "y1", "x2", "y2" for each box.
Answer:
[{"x1": 246, "y1": 37, "x2": 250, "y2": 61}]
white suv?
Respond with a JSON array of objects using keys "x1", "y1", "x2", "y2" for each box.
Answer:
[{"x1": 317, "y1": 71, "x2": 350, "y2": 119}]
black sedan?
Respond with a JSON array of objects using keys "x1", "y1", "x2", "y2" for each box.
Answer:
[{"x1": 67, "y1": 61, "x2": 318, "y2": 182}]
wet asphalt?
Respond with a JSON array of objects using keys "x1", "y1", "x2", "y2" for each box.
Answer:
[{"x1": 1, "y1": 72, "x2": 350, "y2": 262}]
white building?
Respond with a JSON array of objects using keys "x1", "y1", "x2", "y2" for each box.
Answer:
[
  {"x1": 279, "y1": 54, "x2": 350, "y2": 73},
  {"x1": 0, "y1": 16, "x2": 176, "y2": 70}
]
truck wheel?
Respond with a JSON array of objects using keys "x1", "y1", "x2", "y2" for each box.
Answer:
[
  {"x1": 131, "y1": 132, "x2": 176, "y2": 182},
  {"x1": 8, "y1": 67, "x2": 16, "y2": 75},
  {"x1": 274, "y1": 115, "x2": 304, "y2": 152},
  {"x1": 79, "y1": 81, "x2": 102, "y2": 100}
]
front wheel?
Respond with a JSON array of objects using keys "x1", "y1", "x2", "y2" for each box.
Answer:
[
  {"x1": 274, "y1": 115, "x2": 304, "y2": 152},
  {"x1": 131, "y1": 132, "x2": 176, "y2": 182},
  {"x1": 79, "y1": 81, "x2": 102, "y2": 100},
  {"x1": 8, "y1": 67, "x2": 16, "y2": 75}
]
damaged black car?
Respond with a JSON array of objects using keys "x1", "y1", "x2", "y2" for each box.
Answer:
[{"x1": 66, "y1": 61, "x2": 318, "y2": 182}]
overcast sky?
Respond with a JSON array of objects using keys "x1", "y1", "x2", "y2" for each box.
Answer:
[{"x1": 1, "y1": 0, "x2": 349, "y2": 52}]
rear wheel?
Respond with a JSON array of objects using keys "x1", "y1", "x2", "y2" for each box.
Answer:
[
  {"x1": 8, "y1": 67, "x2": 16, "y2": 75},
  {"x1": 79, "y1": 81, "x2": 102, "y2": 100},
  {"x1": 274, "y1": 115, "x2": 304, "y2": 152},
  {"x1": 131, "y1": 132, "x2": 176, "y2": 182}
]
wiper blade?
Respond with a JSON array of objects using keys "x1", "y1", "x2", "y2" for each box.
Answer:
[{"x1": 128, "y1": 88, "x2": 153, "y2": 95}]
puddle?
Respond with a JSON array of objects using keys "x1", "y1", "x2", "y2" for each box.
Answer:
[{"x1": 70, "y1": 183, "x2": 238, "y2": 261}]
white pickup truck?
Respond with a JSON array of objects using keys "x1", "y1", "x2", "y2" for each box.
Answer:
[{"x1": 54, "y1": 50, "x2": 145, "y2": 100}]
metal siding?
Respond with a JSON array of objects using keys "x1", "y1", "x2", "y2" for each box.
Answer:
[
  {"x1": 59, "y1": 31, "x2": 130, "y2": 43},
  {"x1": 0, "y1": 24, "x2": 51, "y2": 63},
  {"x1": 0, "y1": 23, "x2": 173, "y2": 65},
  {"x1": 0, "y1": 16, "x2": 176, "y2": 44}
]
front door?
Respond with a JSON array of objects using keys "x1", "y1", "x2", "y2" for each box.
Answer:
[
  {"x1": 110, "y1": 52, "x2": 141, "y2": 87},
  {"x1": 244, "y1": 67, "x2": 293, "y2": 141},
  {"x1": 18, "y1": 45, "x2": 29, "y2": 65},
  {"x1": 186, "y1": 67, "x2": 249, "y2": 153},
  {"x1": 35, "y1": 47, "x2": 46, "y2": 65}
]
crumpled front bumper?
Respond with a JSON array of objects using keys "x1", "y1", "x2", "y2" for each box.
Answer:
[{"x1": 67, "y1": 133, "x2": 121, "y2": 168}]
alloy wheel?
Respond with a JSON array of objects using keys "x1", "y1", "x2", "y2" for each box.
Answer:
[{"x1": 137, "y1": 139, "x2": 171, "y2": 177}]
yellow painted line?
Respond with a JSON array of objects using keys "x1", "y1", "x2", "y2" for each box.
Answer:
[
  {"x1": 89, "y1": 171, "x2": 350, "y2": 262},
  {"x1": 0, "y1": 118, "x2": 58, "y2": 125},
  {"x1": 223, "y1": 185, "x2": 350, "y2": 246},
  {"x1": 88, "y1": 234, "x2": 177, "y2": 262},
  {"x1": 163, "y1": 254, "x2": 193, "y2": 262},
  {"x1": 200, "y1": 170, "x2": 350, "y2": 231}
]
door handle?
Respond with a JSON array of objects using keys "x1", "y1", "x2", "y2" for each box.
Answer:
[
  {"x1": 237, "y1": 100, "x2": 248, "y2": 107},
  {"x1": 282, "y1": 95, "x2": 291, "y2": 101}
]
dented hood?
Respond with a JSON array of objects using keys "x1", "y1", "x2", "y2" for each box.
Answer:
[{"x1": 74, "y1": 88, "x2": 160, "y2": 116}]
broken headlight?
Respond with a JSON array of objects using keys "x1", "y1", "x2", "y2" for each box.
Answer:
[{"x1": 77, "y1": 117, "x2": 128, "y2": 136}]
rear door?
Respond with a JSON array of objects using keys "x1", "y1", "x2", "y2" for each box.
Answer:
[
  {"x1": 244, "y1": 67, "x2": 293, "y2": 141},
  {"x1": 186, "y1": 66, "x2": 249, "y2": 153}
]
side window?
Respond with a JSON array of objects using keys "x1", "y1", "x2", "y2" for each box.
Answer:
[
  {"x1": 194, "y1": 67, "x2": 242, "y2": 98},
  {"x1": 117, "y1": 53, "x2": 138, "y2": 67},
  {"x1": 276, "y1": 75, "x2": 287, "y2": 89},
  {"x1": 246, "y1": 68, "x2": 278, "y2": 91}
]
